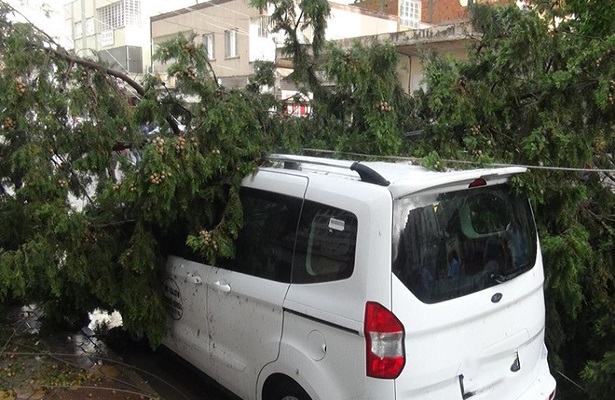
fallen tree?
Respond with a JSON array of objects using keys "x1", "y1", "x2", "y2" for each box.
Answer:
[
  {"x1": 0, "y1": 2, "x2": 275, "y2": 343},
  {"x1": 2, "y1": 1, "x2": 615, "y2": 396}
]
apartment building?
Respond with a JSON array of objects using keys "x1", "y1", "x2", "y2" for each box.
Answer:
[
  {"x1": 150, "y1": 0, "x2": 398, "y2": 91},
  {"x1": 340, "y1": 0, "x2": 515, "y2": 93},
  {"x1": 63, "y1": 0, "x2": 199, "y2": 76},
  {"x1": 354, "y1": 0, "x2": 512, "y2": 28},
  {"x1": 63, "y1": 0, "x2": 147, "y2": 74}
]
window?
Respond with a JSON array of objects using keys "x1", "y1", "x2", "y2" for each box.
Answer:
[
  {"x1": 392, "y1": 184, "x2": 537, "y2": 303},
  {"x1": 217, "y1": 189, "x2": 357, "y2": 284},
  {"x1": 224, "y1": 29, "x2": 238, "y2": 58},
  {"x1": 202, "y1": 33, "x2": 215, "y2": 60},
  {"x1": 293, "y1": 202, "x2": 358, "y2": 283},
  {"x1": 85, "y1": 18, "x2": 95, "y2": 36},
  {"x1": 400, "y1": 0, "x2": 421, "y2": 29},
  {"x1": 97, "y1": 0, "x2": 141, "y2": 30},
  {"x1": 74, "y1": 21, "x2": 82, "y2": 39},
  {"x1": 257, "y1": 16, "x2": 269, "y2": 38},
  {"x1": 218, "y1": 188, "x2": 302, "y2": 282}
]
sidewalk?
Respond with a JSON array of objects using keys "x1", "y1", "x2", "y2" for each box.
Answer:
[{"x1": 0, "y1": 304, "x2": 161, "y2": 400}]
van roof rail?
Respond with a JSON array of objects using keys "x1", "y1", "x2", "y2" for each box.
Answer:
[
  {"x1": 268, "y1": 154, "x2": 390, "y2": 187},
  {"x1": 350, "y1": 162, "x2": 390, "y2": 186}
]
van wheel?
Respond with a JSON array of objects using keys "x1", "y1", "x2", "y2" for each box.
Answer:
[{"x1": 270, "y1": 380, "x2": 311, "y2": 400}]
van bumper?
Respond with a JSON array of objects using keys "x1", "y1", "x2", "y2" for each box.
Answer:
[{"x1": 516, "y1": 346, "x2": 556, "y2": 400}]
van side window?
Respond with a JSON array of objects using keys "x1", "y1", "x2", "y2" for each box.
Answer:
[
  {"x1": 293, "y1": 202, "x2": 357, "y2": 283},
  {"x1": 218, "y1": 188, "x2": 302, "y2": 282},
  {"x1": 162, "y1": 225, "x2": 209, "y2": 264}
]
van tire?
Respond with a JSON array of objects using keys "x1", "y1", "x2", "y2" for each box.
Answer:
[{"x1": 270, "y1": 379, "x2": 311, "y2": 400}]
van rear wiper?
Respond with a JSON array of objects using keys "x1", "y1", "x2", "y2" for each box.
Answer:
[{"x1": 490, "y1": 264, "x2": 528, "y2": 284}]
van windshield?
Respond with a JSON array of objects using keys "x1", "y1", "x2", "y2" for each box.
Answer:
[{"x1": 392, "y1": 184, "x2": 536, "y2": 303}]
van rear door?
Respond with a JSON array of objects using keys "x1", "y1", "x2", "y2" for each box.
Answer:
[{"x1": 391, "y1": 182, "x2": 554, "y2": 399}]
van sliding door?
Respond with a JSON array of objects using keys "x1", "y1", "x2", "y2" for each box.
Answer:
[{"x1": 205, "y1": 172, "x2": 307, "y2": 400}]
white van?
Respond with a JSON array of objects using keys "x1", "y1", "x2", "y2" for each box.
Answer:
[{"x1": 161, "y1": 154, "x2": 557, "y2": 400}]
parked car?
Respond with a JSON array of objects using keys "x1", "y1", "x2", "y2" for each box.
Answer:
[{"x1": 161, "y1": 154, "x2": 557, "y2": 400}]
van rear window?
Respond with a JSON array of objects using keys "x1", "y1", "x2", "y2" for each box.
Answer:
[{"x1": 392, "y1": 184, "x2": 536, "y2": 303}]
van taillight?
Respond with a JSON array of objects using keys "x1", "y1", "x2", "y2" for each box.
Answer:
[
  {"x1": 364, "y1": 302, "x2": 405, "y2": 379},
  {"x1": 469, "y1": 178, "x2": 487, "y2": 188}
]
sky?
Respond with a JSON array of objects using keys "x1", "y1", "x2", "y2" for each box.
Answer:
[{"x1": 5, "y1": 0, "x2": 66, "y2": 40}]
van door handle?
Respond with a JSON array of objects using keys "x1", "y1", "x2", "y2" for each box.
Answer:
[
  {"x1": 212, "y1": 280, "x2": 231, "y2": 293},
  {"x1": 186, "y1": 272, "x2": 202, "y2": 285}
]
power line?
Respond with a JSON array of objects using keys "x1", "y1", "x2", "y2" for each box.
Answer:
[
  {"x1": 158, "y1": 10, "x2": 250, "y2": 37},
  {"x1": 556, "y1": 370, "x2": 605, "y2": 400},
  {"x1": 160, "y1": 4, "x2": 261, "y2": 38},
  {"x1": 151, "y1": 19, "x2": 249, "y2": 40},
  {"x1": 184, "y1": 3, "x2": 254, "y2": 21}
]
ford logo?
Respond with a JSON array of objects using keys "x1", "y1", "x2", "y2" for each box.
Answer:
[{"x1": 491, "y1": 293, "x2": 503, "y2": 303}]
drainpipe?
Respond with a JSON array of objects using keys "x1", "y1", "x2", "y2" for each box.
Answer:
[
  {"x1": 468, "y1": 0, "x2": 476, "y2": 21},
  {"x1": 428, "y1": 0, "x2": 433, "y2": 23},
  {"x1": 93, "y1": 0, "x2": 97, "y2": 52},
  {"x1": 126, "y1": 46, "x2": 130, "y2": 74},
  {"x1": 80, "y1": 0, "x2": 86, "y2": 52}
]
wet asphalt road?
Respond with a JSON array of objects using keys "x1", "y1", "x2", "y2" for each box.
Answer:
[{"x1": 106, "y1": 331, "x2": 240, "y2": 400}]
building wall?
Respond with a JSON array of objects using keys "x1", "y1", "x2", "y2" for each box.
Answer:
[
  {"x1": 335, "y1": 21, "x2": 475, "y2": 95},
  {"x1": 422, "y1": 0, "x2": 467, "y2": 24},
  {"x1": 151, "y1": 0, "x2": 262, "y2": 83},
  {"x1": 353, "y1": 0, "x2": 399, "y2": 16},
  {"x1": 151, "y1": 0, "x2": 397, "y2": 88},
  {"x1": 355, "y1": 0, "x2": 514, "y2": 26},
  {"x1": 65, "y1": 0, "x2": 98, "y2": 51},
  {"x1": 327, "y1": 4, "x2": 397, "y2": 40},
  {"x1": 401, "y1": 46, "x2": 467, "y2": 93},
  {"x1": 64, "y1": 0, "x2": 150, "y2": 74},
  {"x1": 423, "y1": 0, "x2": 512, "y2": 23}
]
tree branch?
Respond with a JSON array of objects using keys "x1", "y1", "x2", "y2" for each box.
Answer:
[
  {"x1": 294, "y1": 10, "x2": 304, "y2": 33},
  {"x1": 3, "y1": 4, "x2": 180, "y2": 136},
  {"x1": 45, "y1": 46, "x2": 145, "y2": 97},
  {"x1": 50, "y1": 153, "x2": 95, "y2": 206},
  {"x1": 200, "y1": 54, "x2": 220, "y2": 88},
  {"x1": 43, "y1": 45, "x2": 181, "y2": 136},
  {"x1": 90, "y1": 219, "x2": 136, "y2": 230}
]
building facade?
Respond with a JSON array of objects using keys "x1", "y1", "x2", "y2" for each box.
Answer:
[
  {"x1": 150, "y1": 0, "x2": 272, "y2": 88},
  {"x1": 354, "y1": 0, "x2": 513, "y2": 30},
  {"x1": 342, "y1": 0, "x2": 516, "y2": 93},
  {"x1": 63, "y1": 0, "x2": 189, "y2": 76},
  {"x1": 150, "y1": 0, "x2": 398, "y2": 90}
]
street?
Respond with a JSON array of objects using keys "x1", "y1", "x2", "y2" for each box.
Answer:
[{"x1": 106, "y1": 331, "x2": 239, "y2": 400}]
